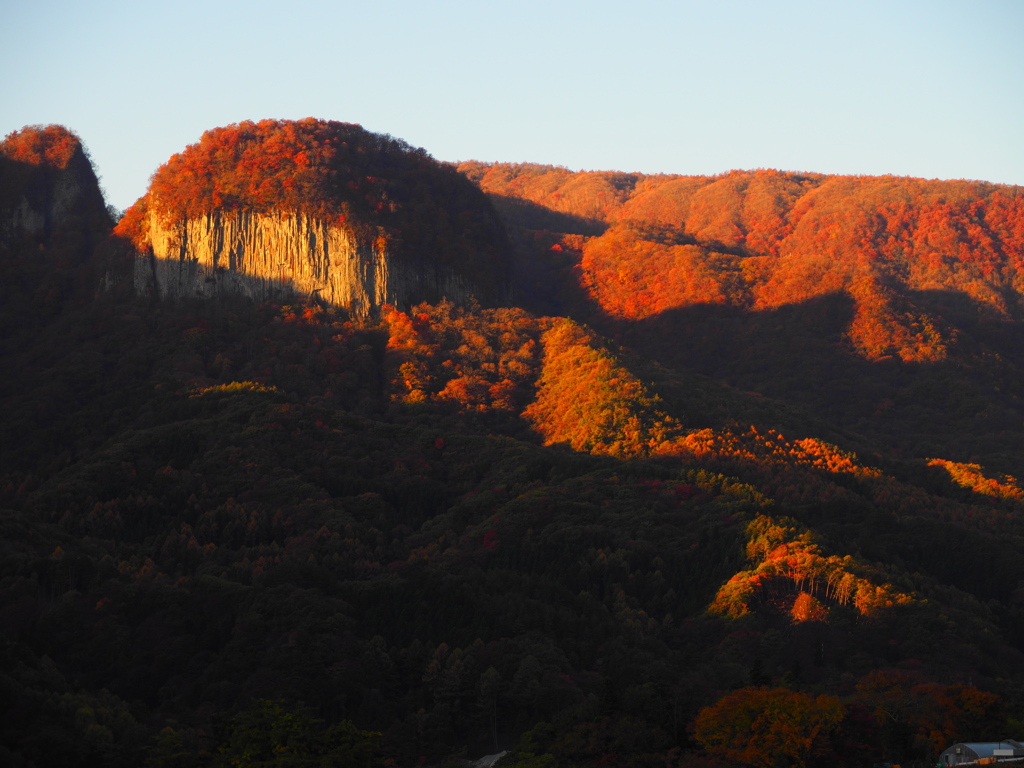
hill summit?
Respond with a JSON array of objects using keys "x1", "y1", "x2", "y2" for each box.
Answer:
[
  {"x1": 116, "y1": 119, "x2": 511, "y2": 314},
  {"x1": 0, "y1": 124, "x2": 110, "y2": 247},
  {"x1": 0, "y1": 125, "x2": 113, "y2": 321}
]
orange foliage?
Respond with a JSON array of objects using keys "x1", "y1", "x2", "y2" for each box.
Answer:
[
  {"x1": 145, "y1": 118, "x2": 385, "y2": 222},
  {"x1": 385, "y1": 302, "x2": 543, "y2": 413},
  {"x1": 579, "y1": 223, "x2": 745, "y2": 319},
  {"x1": 1, "y1": 124, "x2": 82, "y2": 169},
  {"x1": 675, "y1": 425, "x2": 877, "y2": 478},
  {"x1": 750, "y1": 176, "x2": 1018, "y2": 359},
  {"x1": 790, "y1": 591, "x2": 827, "y2": 623},
  {"x1": 694, "y1": 687, "x2": 844, "y2": 768},
  {"x1": 843, "y1": 280, "x2": 949, "y2": 362},
  {"x1": 458, "y1": 162, "x2": 639, "y2": 223},
  {"x1": 436, "y1": 374, "x2": 491, "y2": 408},
  {"x1": 710, "y1": 514, "x2": 914, "y2": 619},
  {"x1": 126, "y1": 120, "x2": 511, "y2": 298},
  {"x1": 112, "y1": 195, "x2": 149, "y2": 248},
  {"x1": 522, "y1": 319, "x2": 681, "y2": 457},
  {"x1": 463, "y1": 162, "x2": 1024, "y2": 360},
  {"x1": 927, "y1": 458, "x2": 1024, "y2": 501}
]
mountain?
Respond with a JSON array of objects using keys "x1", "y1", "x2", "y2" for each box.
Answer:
[
  {"x1": 3, "y1": 123, "x2": 1024, "y2": 768},
  {"x1": 460, "y1": 161, "x2": 1024, "y2": 348},
  {"x1": 0, "y1": 124, "x2": 111, "y2": 246},
  {"x1": 0, "y1": 125, "x2": 113, "y2": 325},
  {"x1": 463, "y1": 162, "x2": 1024, "y2": 469},
  {"x1": 115, "y1": 119, "x2": 511, "y2": 314}
]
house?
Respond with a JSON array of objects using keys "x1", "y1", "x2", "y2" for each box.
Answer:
[{"x1": 938, "y1": 740, "x2": 1024, "y2": 766}]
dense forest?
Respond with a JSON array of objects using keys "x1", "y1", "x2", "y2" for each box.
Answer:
[{"x1": 4, "y1": 123, "x2": 1024, "y2": 768}]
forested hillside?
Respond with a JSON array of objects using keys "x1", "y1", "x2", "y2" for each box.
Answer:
[
  {"x1": 462, "y1": 162, "x2": 1024, "y2": 470},
  {"x1": 3, "y1": 125, "x2": 1024, "y2": 768}
]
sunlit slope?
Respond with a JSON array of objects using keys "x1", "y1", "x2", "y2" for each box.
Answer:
[
  {"x1": 462, "y1": 162, "x2": 1024, "y2": 361},
  {"x1": 462, "y1": 162, "x2": 1024, "y2": 470}
]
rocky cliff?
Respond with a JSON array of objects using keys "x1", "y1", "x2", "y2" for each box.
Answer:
[
  {"x1": 1, "y1": 166, "x2": 83, "y2": 245},
  {"x1": 0, "y1": 125, "x2": 114, "y2": 319},
  {"x1": 118, "y1": 119, "x2": 511, "y2": 315},
  {"x1": 134, "y1": 208, "x2": 481, "y2": 314},
  {"x1": 0, "y1": 124, "x2": 111, "y2": 248}
]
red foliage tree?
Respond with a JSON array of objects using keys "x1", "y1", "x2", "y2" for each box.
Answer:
[{"x1": 1, "y1": 124, "x2": 82, "y2": 169}]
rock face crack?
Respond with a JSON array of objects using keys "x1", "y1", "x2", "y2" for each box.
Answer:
[{"x1": 135, "y1": 208, "x2": 476, "y2": 314}]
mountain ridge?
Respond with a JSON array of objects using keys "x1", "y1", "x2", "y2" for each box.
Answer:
[{"x1": 4, "y1": 121, "x2": 1024, "y2": 768}]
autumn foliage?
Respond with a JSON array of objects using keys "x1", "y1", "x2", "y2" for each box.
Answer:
[
  {"x1": 463, "y1": 162, "x2": 1024, "y2": 361},
  {"x1": 694, "y1": 687, "x2": 844, "y2": 768},
  {"x1": 522, "y1": 319, "x2": 681, "y2": 456},
  {"x1": 7, "y1": 121, "x2": 1024, "y2": 767},
  {"x1": 709, "y1": 514, "x2": 914, "y2": 619},
  {"x1": 0, "y1": 124, "x2": 114, "y2": 319},
  {"x1": 927, "y1": 458, "x2": 1024, "y2": 501},
  {"x1": 1, "y1": 124, "x2": 84, "y2": 169},
  {"x1": 579, "y1": 222, "x2": 745, "y2": 319},
  {"x1": 142, "y1": 118, "x2": 378, "y2": 222},
  {"x1": 1, "y1": 124, "x2": 103, "y2": 222},
  {"x1": 385, "y1": 301, "x2": 544, "y2": 414}
]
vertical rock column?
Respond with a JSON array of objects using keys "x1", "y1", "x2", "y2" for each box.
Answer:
[{"x1": 136, "y1": 209, "x2": 397, "y2": 315}]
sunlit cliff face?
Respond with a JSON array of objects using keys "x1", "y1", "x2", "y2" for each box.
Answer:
[{"x1": 133, "y1": 207, "x2": 479, "y2": 316}]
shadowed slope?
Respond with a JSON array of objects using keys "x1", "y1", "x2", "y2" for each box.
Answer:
[{"x1": 0, "y1": 125, "x2": 114, "y2": 324}]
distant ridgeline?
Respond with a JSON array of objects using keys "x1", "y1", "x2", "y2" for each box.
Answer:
[
  {"x1": 462, "y1": 162, "x2": 1024, "y2": 362},
  {"x1": 114, "y1": 119, "x2": 512, "y2": 315}
]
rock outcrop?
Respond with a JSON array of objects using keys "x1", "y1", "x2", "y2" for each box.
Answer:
[
  {"x1": 134, "y1": 208, "x2": 481, "y2": 312},
  {"x1": 0, "y1": 125, "x2": 114, "y2": 318},
  {"x1": 0, "y1": 125, "x2": 111, "y2": 248},
  {"x1": 118, "y1": 119, "x2": 512, "y2": 315}
]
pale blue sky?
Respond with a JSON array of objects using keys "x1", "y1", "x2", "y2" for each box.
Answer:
[{"x1": 2, "y1": 0, "x2": 1022, "y2": 211}]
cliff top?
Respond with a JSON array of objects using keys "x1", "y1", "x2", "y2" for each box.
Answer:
[
  {"x1": 116, "y1": 119, "x2": 512, "y2": 300},
  {"x1": 138, "y1": 119, "x2": 423, "y2": 223},
  {"x1": 1, "y1": 124, "x2": 85, "y2": 169},
  {"x1": 0, "y1": 124, "x2": 111, "y2": 240},
  {"x1": 0, "y1": 125, "x2": 109, "y2": 220}
]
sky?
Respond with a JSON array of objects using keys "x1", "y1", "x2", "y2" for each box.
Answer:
[{"x1": 2, "y1": 0, "x2": 1022, "y2": 211}]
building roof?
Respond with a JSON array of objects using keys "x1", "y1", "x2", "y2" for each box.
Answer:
[{"x1": 940, "y1": 741, "x2": 1024, "y2": 759}]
